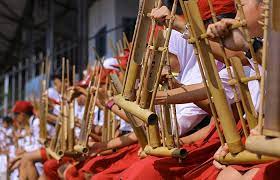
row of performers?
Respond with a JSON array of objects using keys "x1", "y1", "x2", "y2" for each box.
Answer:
[{"x1": 2, "y1": 0, "x2": 280, "y2": 179}]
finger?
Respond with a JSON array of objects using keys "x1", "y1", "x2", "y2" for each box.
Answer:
[
  {"x1": 210, "y1": 25, "x2": 220, "y2": 38},
  {"x1": 150, "y1": 8, "x2": 159, "y2": 17},
  {"x1": 207, "y1": 25, "x2": 216, "y2": 38},
  {"x1": 213, "y1": 160, "x2": 226, "y2": 170}
]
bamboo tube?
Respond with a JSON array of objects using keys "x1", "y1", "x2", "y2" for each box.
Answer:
[
  {"x1": 246, "y1": 135, "x2": 280, "y2": 158},
  {"x1": 74, "y1": 144, "x2": 89, "y2": 154},
  {"x1": 123, "y1": 32, "x2": 130, "y2": 50},
  {"x1": 263, "y1": 1, "x2": 280, "y2": 137},
  {"x1": 68, "y1": 65, "x2": 76, "y2": 151},
  {"x1": 272, "y1": 0, "x2": 280, "y2": 31},
  {"x1": 102, "y1": 105, "x2": 109, "y2": 142},
  {"x1": 60, "y1": 58, "x2": 67, "y2": 151},
  {"x1": 257, "y1": 0, "x2": 269, "y2": 134},
  {"x1": 39, "y1": 60, "x2": 48, "y2": 143},
  {"x1": 230, "y1": 57, "x2": 258, "y2": 130},
  {"x1": 113, "y1": 95, "x2": 158, "y2": 124},
  {"x1": 122, "y1": 0, "x2": 157, "y2": 100},
  {"x1": 144, "y1": 146, "x2": 187, "y2": 159},
  {"x1": 263, "y1": 1, "x2": 280, "y2": 138},
  {"x1": 46, "y1": 148, "x2": 63, "y2": 161},
  {"x1": 161, "y1": 104, "x2": 175, "y2": 149},
  {"x1": 215, "y1": 150, "x2": 277, "y2": 165}
]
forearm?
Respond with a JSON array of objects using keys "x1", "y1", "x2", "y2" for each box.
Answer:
[
  {"x1": 156, "y1": 83, "x2": 208, "y2": 105},
  {"x1": 110, "y1": 105, "x2": 129, "y2": 122},
  {"x1": 180, "y1": 120, "x2": 212, "y2": 144},
  {"x1": 210, "y1": 41, "x2": 249, "y2": 65},
  {"x1": 47, "y1": 113, "x2": 58, "y2": 124},
  {"x1": 105, "y1": 132, "x2": 137, "y2": 150}
]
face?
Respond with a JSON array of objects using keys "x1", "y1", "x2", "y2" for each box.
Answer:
[
  {"x1": 77, "y1": 94, "x2": 86, "y2": 106},
  {"x1": 2, "y1": 121, "x2": 8, "y2": 128},
  {"x1": 53, "y1": 78, "x2": 62, "y2": 93},
  {"x1": 14, "y1": 113, "x2": 27, "y2": 124},
  {"x1": 236, "y1": 0, "x2": 264, "y2": 37}
]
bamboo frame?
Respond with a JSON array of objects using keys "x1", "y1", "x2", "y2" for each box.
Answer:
[
  {"x1": 115, "y1": 0, "x2": 184, "y2": 157},
  {"x1": 181, "y1": 0, "x2": 243, "y2": 154},
  {"x1": 245, "y1": 0, "x2": 280, "y2": 158}
]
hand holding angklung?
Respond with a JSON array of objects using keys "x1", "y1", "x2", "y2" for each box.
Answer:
[{"x1": 207, "y1": 18, "x2": 249, "y2": 52}]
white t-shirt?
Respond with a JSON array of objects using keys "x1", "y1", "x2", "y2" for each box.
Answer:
[
  {"x1": 169, "y1": 30, "x2": 207, "y2": 136},
  {"x1": 247, "y1": 59, "x2": 262, "y2": 111},
  {"x1": 47, "y1": 87, "x2": 61, "y2": 116},
  {"x1": 169, "y1": 30, "x2": 230, "y2": 136}
]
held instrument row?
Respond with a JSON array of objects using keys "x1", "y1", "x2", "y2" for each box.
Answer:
[
  {"x1": 179, "y1": 0, "x2": 279, "y2": 164},
  {"x1": 41, "y1": 0, "x2": 280, "y2": 165},
  {"x1": 114, "y1": 0, "x2": 187, "y2": 158}
]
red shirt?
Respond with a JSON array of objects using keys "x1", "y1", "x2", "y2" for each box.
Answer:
[{"x1": 198, "y1": 0, "x2": 236, "y2": 20}]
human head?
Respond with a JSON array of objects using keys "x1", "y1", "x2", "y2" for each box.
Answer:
[
  {"x1": 235, "y1": 0, "x2": 264, "y2": 37},
  {"x1": 52, "y1": 67, "x2": 73, "y2": 93},
  {"x1": 12, "y1": 101, "x2": 33, "y2": 124},
  {"x1": 2, "y1": 116, "x2": 13, "y2": 128}
]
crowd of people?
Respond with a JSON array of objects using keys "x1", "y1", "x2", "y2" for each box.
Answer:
[{"x1": 0, "y1": 0, "x2": 279, "y2": 179}]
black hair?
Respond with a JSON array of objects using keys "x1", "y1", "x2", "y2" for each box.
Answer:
[
  {"x1": 51, "y1": 66, "x2": 73, "y2": 85},
  {"x1": 2, "y1": 116, "x2": 13, "y2": 125},
  {"x1": 163, "y1": 0, "x2": 183, "y2": 15},
  {"x1": 203, "y1": 12, "x2": 237, "y2": 27}
]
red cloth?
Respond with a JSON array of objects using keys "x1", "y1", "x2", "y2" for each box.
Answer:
[
  {"x1": 65, "y1": 144, "x2": 139, "y2": 179},
  {"x1": 12, "y1": 101, "x2": 33, "y2": 114},
  {"x1": 184, "y1": 160, "x2": 280, "y2": 180},
  {"x1": 146, "y1": 25, "x2": 164, "y2": 43},
  {"x1": 117, "y1": 124, "x2": 221, "y2": 179},
  {"x1": 40, "y1": 148, "x2": 48, "y2": 162},
  {"x1": 92, "y1": 144, "x2": 140, "y2": 180},
  {"x1": 43, "y1": 157, "x2": 74, "y2": 180},
  {"x1": 198, "y1": 0, "x2": 236, "y2": 20}
]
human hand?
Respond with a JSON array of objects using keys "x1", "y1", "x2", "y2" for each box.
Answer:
[
  {"x1": 213, "y1": 144, "x2": 229, "y2": 170},
  {"x1": 207, "y1": 19, "x2": 249, "y2": 52}
]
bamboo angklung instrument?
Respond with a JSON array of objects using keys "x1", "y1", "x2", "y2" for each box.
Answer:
[
  {"x1": 67, "y1": 63, "x2": 75, "y2": 152},
  {"x1": 46, "y1": 58, "x2": 67, "y2": 160},
  {"x1": 114, "y1": 0, "x2": 187, "y2": 158},
  {"x1": 123, "y1": 32, "x2": 130, "y2": 50},
  {"x1": 39, "y1": 57, "x2": 51, "y2": 144},
  {"x1": 246, "y1": 0, "x2": 280, "y2": 158},
  {"x1": 179, "y1": 0, "x2": 276, "y2": 164},
  {"x1": 74, "y1": 62, "x2": 103, "y2": 154},
  {"x1": 39, "y1": 61, "x2": 47, "y2": 143}
]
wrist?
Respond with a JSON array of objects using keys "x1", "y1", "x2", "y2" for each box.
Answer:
[{"x1": 106, "y1": 99, "x2": 115, "y2": 110}]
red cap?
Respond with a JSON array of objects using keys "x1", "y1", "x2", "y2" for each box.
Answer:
[
  {"x1": 113, "y1": 49, "x2": 130, "y2": 70},
  {"x1": 12, "y1": 101, "x2": 34, "y2": 114},
  {"x1": 198, "y1": 0, "x2": 236, "y2": 20},
  {"x1": 76, "y1": 73, "x2": 91, "y2": 88},
  {"x1": 100, "y1": 69, "x2": 117, "y2": 84}
]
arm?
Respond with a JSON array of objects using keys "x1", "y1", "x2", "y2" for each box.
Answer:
[
  {"x1": 155, "y1": 83, "x2": 207, "y2": 105},
  {"x1": 180, "y1": 121, "x2": 212, "y2": 145},
  {"x1": 209, "y1": 41, "x2": 250, "y2": 65},
  {"x1": 88, "y1": 132, "x2": 137, "y2": 154}
]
